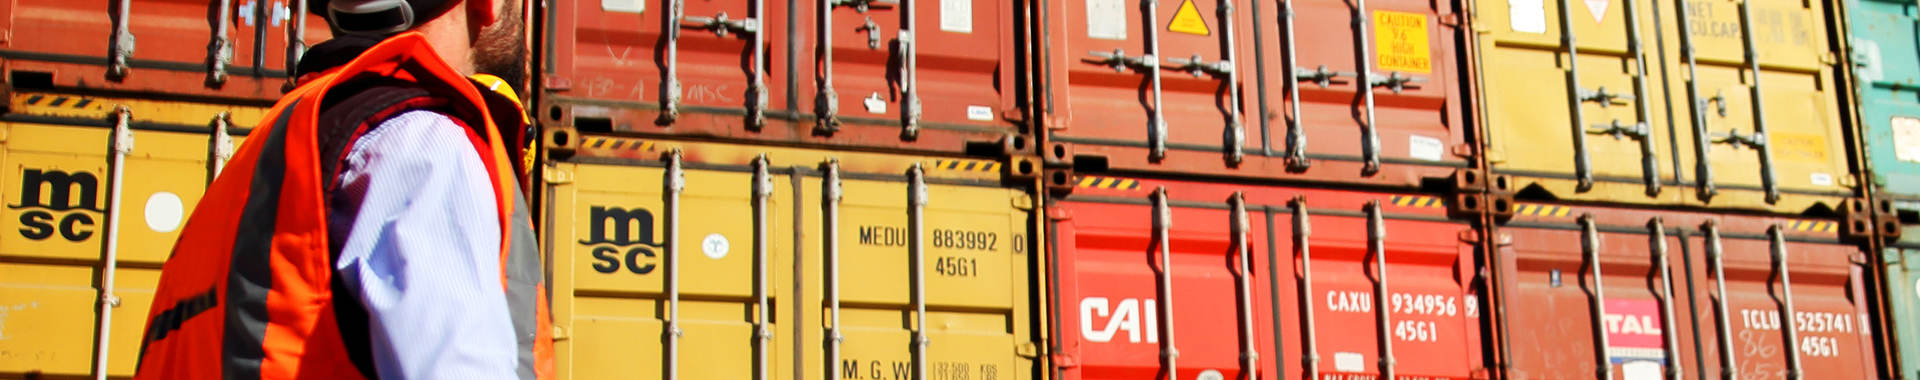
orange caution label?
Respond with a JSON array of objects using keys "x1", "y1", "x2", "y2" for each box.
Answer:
[
  {"x1": 1167, "y1": 0, "x2": 1210, "y2": 36},
  {"x1": 1373, "y1": 10, "x2": 1431, "y2": 73}
]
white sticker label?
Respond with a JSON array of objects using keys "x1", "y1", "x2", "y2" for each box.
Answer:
[
  {"x1": 1894, "y1": 116, "x2": 1920, "y2": 163},
  {"x1": 602, "y1": 0, "x2": 644, "y2": 13},
  {"x1": 1621, "y1": 360, "x2": 1662, "y2": 380},
  {"x1": 1195, "y1": 370, "x2": 1224, "y2": 380},
  {"x1": 1509, "y1": 0, "x2": 1546, "y2": 33},
  {"x1": 702, "y1": 233, "x2": 730, "y2": 259},
  {"x1": 145, "y1": 192, "x2": 184, "y2": 233},
  {"x1": 941, "y1": 0, "x2": 973, "y2": 33},
  {"x1": 1811, "y1": 173, "x2": 1834, "y2": 187},
  {"x1": 1086, "y1": 0, "x2": 1128, "y2": 40},
  {"x1": 864, "y1": 93, "x2": 888, "y2": 114},
  {"x1": 967, "y1": 105, "x2": 994, "y2": 121},
  {"x1": 1855, "y1": 38, "x2": 1884, "y2": 83},
  {"x1": 1333, "y1": 352, "x2": 1365, "y2": 372},
  {"x1": 1409, "y1": 135, "x2": 1445, "y2": 161}
]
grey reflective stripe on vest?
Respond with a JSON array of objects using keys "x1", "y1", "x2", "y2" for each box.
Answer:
[{"x1": 504, "y1": 180, "x2": 542, "y2": 380}]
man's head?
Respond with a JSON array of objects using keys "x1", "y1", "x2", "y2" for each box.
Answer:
[{"x1": 310, "y1": 0, "x2": 528, "y2": 92}]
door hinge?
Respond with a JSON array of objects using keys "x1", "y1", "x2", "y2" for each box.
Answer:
[
  {"x1": 1013, "y1": 193, "x2": 1035, "y2": 211},
  {"x1": 1015, "y1": 342, "x2": 1042, "y2": 358}
]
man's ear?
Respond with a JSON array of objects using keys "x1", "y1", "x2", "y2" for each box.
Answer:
[{"x1": 467, "y1": 0, "x2": 500, "y2": 29}]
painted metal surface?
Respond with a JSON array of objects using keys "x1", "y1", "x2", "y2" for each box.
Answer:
[
  {"x1": 1036, "y1": 0, "x2": 1470, "y2": 186},
  {"x1": 1848, "y1": 0, "x2": 1920, "y2": 202},
  {"x1": 1474, "y1": 0, "x2": 1856, "y2": 214},
  {"x1": 1883, "y1": 201, "x2": 1920, "y2": 379},
  {"x1": 538, "y1": 0, "x2": 1024, "y2": 155},
  {"x1": 0, "y1": 0, "x2": 331, "y2": 102},
  {"x1": 1490, "y1": 202, "x2": 1878, "y2": 379},
  {"x1": 0, "y1": 92, "x2": 259, "y2": 377},
  {"x1": 1049, "y1": 175, "x2": 1482, "y2": 380},
  {"x1": 542, "y1": 140, "x2": 1041, "y2": 380}
]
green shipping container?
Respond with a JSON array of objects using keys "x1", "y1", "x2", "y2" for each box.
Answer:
[
  {"x1": 1851, "y1": 0, "x2": 1920, "y2": 200},
  {"x1": 1886, "y1": 201, "x2": 1920, "y2": 379}
]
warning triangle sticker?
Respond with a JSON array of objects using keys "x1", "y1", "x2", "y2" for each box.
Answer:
[
  {"x1": 1167, "y1": 0, "x2": 1211, "y2": 36},
  {"x1": 1583, "y1": 0, "x2": 1608, "y2": 23}
]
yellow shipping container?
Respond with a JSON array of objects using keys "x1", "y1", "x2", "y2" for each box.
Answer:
[
  {"x1": 542, "y1": 137, "x2": 1046, "y2": 380},
  {"x1": 1, "y1": 92, "x2": 261, "y2": 377},
  {"x1": 1473, "y1": 0, "x2": 1856, "y2": 214}
]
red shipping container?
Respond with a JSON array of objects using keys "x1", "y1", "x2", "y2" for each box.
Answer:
[
  {"x1": 1034, "y1": 0, "x2": 1469, "y2": 187},
  {"x1": 0, "y1": 0, "x2": 331, "y2": 102},
  {"x1": 537, "y1": 0, "x2": 1025, "y2": 155},
  {"x1": 1488, "y1": 203, "x2": 1879, "y2": 378},
  {"x1": 1049, "y1": 174, "x2": 1484, "y2": 379}
]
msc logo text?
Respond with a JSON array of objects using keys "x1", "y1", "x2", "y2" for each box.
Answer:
[
  {"x1": 580, "y1": 206, "x2": 660, "y2": 275},
  {"x1": 10, "y1": 169, "x2": 102, "y2": 242}
]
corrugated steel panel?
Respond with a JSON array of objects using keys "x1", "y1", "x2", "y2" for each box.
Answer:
[
  {"x1": 1490, "y1": 202, "x2": 1879, "y2": 378},
  {"x1": 1050, "y1": 175, "x2": 1482, "y2": 379},
  {"x1": 1035, "y1": 0, "x2": 1471, "y2": 187},
  {"x1": 0, "y1": 92, "x2": 259, "y2": 377},
  {"x1": 0, "y1": 0, "x2": 332, "y2": 102},
  {"x1": 538, "y1": 0, "x2": 1025, "y2": 155},
  {"x1": 1886, "y1": 243, "x2": 1920, "y2": 380},
  {"x1": 1474, "y1": 0, "x2": 1856, "y2": 214},
  {"x1": 1848, "y1": 0, "x2": 1920, "y2": 202},
  {"x1": 542, "y1": 139, "x2": 1042, "y2": 379}
]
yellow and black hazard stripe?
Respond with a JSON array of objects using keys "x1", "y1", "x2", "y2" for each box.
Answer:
[
  {"x1": 580, "y1": 136, "x2": 656, "y2": 152},
  {"x1": 21, "y1": 94, "x2": 95, "y2": 110},
  {"x1": 1387, "y1": 195, "x2": 1444, "y2": 208},
  {"x1": 1513, "y1": 203, "x2": 1573, "y2": 217},
  {"x1": 926, "y1": 159, "x2": 1002, "y2": 173},
  {"x1": 1076, "y1": 176, "x2": 1141, "y2": 190},
  {"x1": 1782, "y1": 220, "x2": 1838, "y2": 233}
]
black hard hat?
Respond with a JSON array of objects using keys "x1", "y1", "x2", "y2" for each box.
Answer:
[{"x1": 308, "y1": 0, "x2": 457, "y2": 36}]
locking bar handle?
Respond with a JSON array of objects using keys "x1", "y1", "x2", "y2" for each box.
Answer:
[
  {"x1": 1279, "y1": 0, "x2": 1310, "y2": 169},
  {"x1": 1586, "y1": 120, "x2": 1661, "y2": 195},
  {"x1": 1555, "y1": 0, "x2": 1596, "y2": 192}
]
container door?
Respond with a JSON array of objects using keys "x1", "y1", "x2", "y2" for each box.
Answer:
[
  {"x1": 1, "y1": 0, "x2": 328, "y2": 101},
  {"x1": 1051, "y1": 199, "x2": 1276, "y2": 380},
  {"x1": 1661, "y1": 0, "x2": 1851, "y2": 211},
  {"x1": 1293, "y1": 212, "x2": 1479, "y2": 379},
  {"x1": 1683, "y1": 228, "x2": 1878, "y2": 378},
  {"x1": 545, "y1": 0, "x2": 794, "y2": 129},
  {"x1": 1886, "y1": 246, "x2": 1920, "y2": 379},
  {"x1": 1493, "y1": 216, "x2": 1700, "y2": 378},
  {"x1": 1849, "y1": 0, "x2": 1920, "y2": 200},
  {"x1": 1476, "y1": 0, "x2": 1677, "y2": 201},
  {"x1": 809, "y1": 0, "x2": 1018, "y2": 135}
]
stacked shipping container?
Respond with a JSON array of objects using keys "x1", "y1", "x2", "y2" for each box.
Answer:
[{"x1": 9, "y1": 0, "x2": 1920, "y2": 378}]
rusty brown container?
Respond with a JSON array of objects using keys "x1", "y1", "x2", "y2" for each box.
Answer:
[
  {"x1": 1032, "y1": 0, "x2": 1472, "y2": 188},
  {"x1": 537, "y1": 0, "x2": 1029, "y2": 157},
  {"x1": 0, "y1": 0, "x2": 332, "y2": 102},
  {"x1": 1487, "y1": 202, "x2": 1879, "y2": 378}
]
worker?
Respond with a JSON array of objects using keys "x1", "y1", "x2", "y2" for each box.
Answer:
[{"x1": 131, "y1": 0, "x2": 553, "y2": 378}]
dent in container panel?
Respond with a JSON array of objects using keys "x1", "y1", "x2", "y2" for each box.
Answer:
[
  {"x1": 538, "y1": 0, "x2": 1024, "y2": 155},
  {"x1": 1037, "y1": 0, "x2": 1470, "y2": 186},
  {"x1": 0, "y1": 0, "x2": 332, "y2": 101},
  {"x1": 1488, "y1": 202, "x2": 1878, "y2": 379},
  {"x1": 1049, "y1": 173, "x2": 1482, "y2": 380},
  {"x1": 0, "y1": 92, "x2": 262, "y2": 377},
  {"x1": 542, "y1": 139, "x2": 1039, "y2": 379}
]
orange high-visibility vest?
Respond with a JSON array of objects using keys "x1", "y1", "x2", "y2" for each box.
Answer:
[{"x1": 134, "y1": 32, "x2": 554, "y2": 380}]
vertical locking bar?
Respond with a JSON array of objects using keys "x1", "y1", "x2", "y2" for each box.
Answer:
[
  {"x1": 92, "y1": 107, "x2": 133, "y2": 380},
  {"x1": 1230, "y1": 193, "x2": 1258, "y2": 374},
  {"x1": 209, "y1": 112, "x2": 235, "y2": 183},
  {"x1": 1620, "y1": 0, "x2": 1660, "y2": 195},
  {"x1": 251, "y1": 0, "x2": 269, "y2": 76},
  {"x1": 1145, "y1": 0, "x2": 1169, "y2": 160},
  {"x1": 823, "y1": 160, "x2": 845, "y2": 380},
  {"x1": 1673, "y1": 0, "x2": 1716, "y2": 198},
  {"x1": 750, "y1": 0, "x2": 769, "y2": 129},
  {"x1": 1291, "y1": 197, "x2": 1318, "y2": 377},
  {"x1": 1352, "y1": 0, "x2": 1381, "y2": 174},
  {"x1": 1704, "y1": 221, "x2": 1739, "y2": 379},
  {"x1": 816, "y1": 0, "x2": 841, "y2": 133},
  {"x1": 664, "y1": 151, "x2": 686, "y2": 380},
  {"x1": 1220, "y1": 2, "x2": 1244, "y2": 165},
  {"x1": 899, "y1": 0, "x2": 921, "y2": 138},
  {"x1": 1769, "y1": 226, "x2": 1804, "y2": 379},
  {"x1": 659, "y1": 0, "x2": 685, "y2": 124},
  {"x1": 1280, "y1": 0, "x2": 1309, "y2": 169},
  {"x1": 1367, "y1": 201, "x2": 1393, "y2": 379},
  {"x1": 1152, "y1": 188, "x2": 1179, "y2": 379},
  {"x1": 108, "y1": 0, "x2": 135, "y2": 80},
  {"x1": 1580, "y1": 215, "x2": 1614, "y2": 380},
  {"x1": 752, "y1": 156, "x2": 773, "y2": 380},
  {"x1": 209, "y1": 0, "x2": 234, "y2": 85},
  {"x1": 1649, "y1": 218, "x2": 1684, "y2": 379},
  {"x1": 287, "y1": 0, "x2": 308, "y2": 80},
  {"x1": 908, "y1": 164, "x2": 929, "y2": 380},
  {"x1": 1735, "y1": 1, "x2": 1780, "y2": 203},
  {"x1": 1555, "y1": 0, "x2": 1595, "y2": 190}
]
